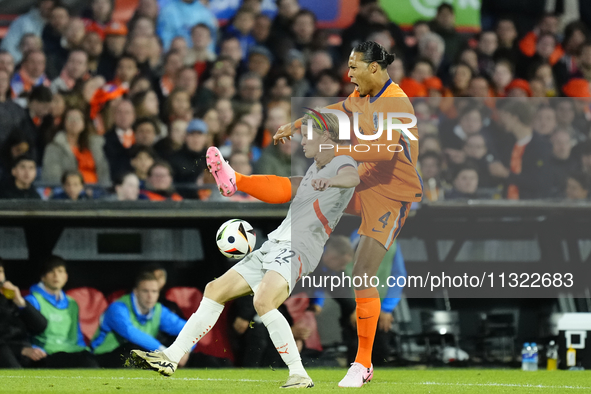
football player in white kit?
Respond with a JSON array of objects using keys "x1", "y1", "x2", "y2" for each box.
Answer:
[{"x1": 131, "y1": 112, "x2": 359, "y2": 389}]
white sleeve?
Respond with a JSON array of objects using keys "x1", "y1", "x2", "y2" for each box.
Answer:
[{"x1": 333, "y1": 155, "x2": 357, "y2": 175}]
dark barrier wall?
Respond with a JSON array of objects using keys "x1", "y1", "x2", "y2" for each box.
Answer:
[{"x1": 1, "y1": 200, "x2": 590, "y2": 299}]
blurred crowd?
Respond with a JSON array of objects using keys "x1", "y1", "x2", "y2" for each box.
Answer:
[{"x1": 0, "y1": 0, "x2": 589, "y2": 201}]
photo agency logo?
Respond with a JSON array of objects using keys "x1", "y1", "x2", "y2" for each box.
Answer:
[{"x1": 303, "y1": 107, "x2": 417, "y2": 152}]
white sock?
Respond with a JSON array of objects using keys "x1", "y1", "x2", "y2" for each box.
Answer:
[
  {"x1": 163, "y1": 297, "x2": 224, "y2": 363},
  {"x1": 260, "y1": 309, "x2": 308, "y2": 378}
]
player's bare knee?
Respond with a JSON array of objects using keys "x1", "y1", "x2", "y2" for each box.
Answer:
[
  {"x1": 204, "y1": 280, "x2": 225, "y2": 303},
  {"x1": 252, "y1": 294, "x2": 273, "y2": 316}
]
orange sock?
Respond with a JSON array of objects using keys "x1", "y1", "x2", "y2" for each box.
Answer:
[
  {"x1": 354, "y1": 288, "x2": 381, "y2": 368},
  {"x1": 235, "y1": 173, "x2": 292, "y2": 204}
]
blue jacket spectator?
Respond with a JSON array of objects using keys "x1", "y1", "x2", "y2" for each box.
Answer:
[
  {"x1": 0, "y1": 1, "x2": 52, "y2": 64},
  {"x1": 92, "y1": 272, "x2": 187, "y2": 367},
  {"x1": 157, "y1": 0, "x2": 218, "y2": 51}
]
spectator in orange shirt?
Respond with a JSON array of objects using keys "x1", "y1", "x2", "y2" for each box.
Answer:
[
  {"x1": 140, "y1": 161, "x2": 183, "y2": 201},
  {"x1": 518, "y1": 13, "x2": 563, "y2": 64},
  {"x1": 518, "y1": 33, "x2": 559, "y2": 78},
  {"x1": 42, "y1": 107, "x2": 111, "y2": 187}
]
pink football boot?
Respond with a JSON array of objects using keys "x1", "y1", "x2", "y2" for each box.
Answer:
[
  {"x1": 338, "y1": 362, "x2": 374, "y2": 387},
  {"x1": 205, "y1": 147, "x2": 237, "y2": 197}
]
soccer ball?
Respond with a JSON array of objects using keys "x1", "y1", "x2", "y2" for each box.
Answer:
[{"x1": 216, "y1": 219, "x2": 256, "y2": 259}]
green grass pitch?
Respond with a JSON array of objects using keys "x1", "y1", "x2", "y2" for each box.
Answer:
[{"x1": 2, "y1": 368, "x2": 590, "y2": 393}]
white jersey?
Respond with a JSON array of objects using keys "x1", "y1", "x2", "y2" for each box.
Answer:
[{"x1": 268, "y1": 155, "x2": 357, "y2": 272}]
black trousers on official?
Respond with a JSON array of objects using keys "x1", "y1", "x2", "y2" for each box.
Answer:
[
  {"x1": 0, "y1": 343, "x2": 30, "y2": 368},
  {"x1": 95, "y1": 345, "x2": 138, "y2": 368},
  {"x1": 29, "y1": 350, "x2": 99, "y2": 368}
]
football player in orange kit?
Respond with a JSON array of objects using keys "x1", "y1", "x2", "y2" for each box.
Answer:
[
  {"x1": 202, "y1": 41, "x2": 422, "y2": 387},
  {"x1": 275, "y1": 41, "x2": 423, "y2": 387}
]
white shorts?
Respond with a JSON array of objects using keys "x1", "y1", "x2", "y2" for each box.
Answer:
[{"x1": 231, "y1": 240, "x2": 310, "y2": 295}]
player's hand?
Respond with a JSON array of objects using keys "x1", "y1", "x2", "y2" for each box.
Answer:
[
  {"x1": 273, "y1": 122, "x2": 297, "y2": 145},
  {"x1": 233, "y1": 317, "x2": 250, "y2": 335},
  {"x1": 489, "y1": 161, "x2": 510, "y2": 178},
  {"x1": 21, "y1": 347, "x2": 46, "y2": 361},
  {"x1": 311, "y1": 178, "x2": 332, "y2": 191},
  {"x1": 378, "y1": 311, "x2": 394, "y2": 332},
  {"x1": 178, "y1": 352, "x2": 190, "y2": 368},
  {"x1": 2, "y1": 281, "x2": 25, "y2": 307}
]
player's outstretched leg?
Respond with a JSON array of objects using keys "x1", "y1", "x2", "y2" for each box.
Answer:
[
  {"x1": 254, "y1": 271, "x2": 313, "y2": 389},
  {"x1": 206, "y1": 146, "x2": 292, "y2": 203},
  {"x1": 130, "y1": 270, "x2": 252, "y2": 376}
]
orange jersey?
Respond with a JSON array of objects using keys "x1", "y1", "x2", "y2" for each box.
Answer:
[{"x1": 334, "y1": 79, "x2": 423, "y2": 202}]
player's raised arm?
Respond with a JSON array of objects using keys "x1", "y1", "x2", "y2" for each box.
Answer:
[
  {"x1": 312, "y1": 166, "x2": 359, "y2": 191},
  {"x1": 273, "y1": 101, "x2": 347, "y2": 145}
]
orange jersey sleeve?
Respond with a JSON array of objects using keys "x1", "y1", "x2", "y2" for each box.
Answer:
[
  {"x1": 341, "y1": 79, "x2": 423, "y2": 202},
  {"x1": 336, "y1": 80, "x2": 417, "y2": 162}
]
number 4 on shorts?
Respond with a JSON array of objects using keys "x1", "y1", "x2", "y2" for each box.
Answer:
[{"x1": 379, "y1": 212, "x2": 391, "y2": 229}]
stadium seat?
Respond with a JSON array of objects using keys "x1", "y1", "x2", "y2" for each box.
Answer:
[
  {"x1": 106, "y1": 289, "x2": 127, "y2": 304},
  {"x1": 165, "y1": 286, "x2": 235, "y2": 362},
  {"x1": 284, "y1": 293, "x2": 323, "y2": 352},
  {"x1": 66, "y1": 287, "x2": 108, "y2": 344},
  {"x1": 164, "y1": 286, "x2": 202, "y2": 320}
]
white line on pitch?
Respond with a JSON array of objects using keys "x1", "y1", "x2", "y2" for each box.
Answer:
[
  {"x1": 1, "y1": 375, "x2": 268, "y2": 383},
  {"x1": 388, "y1": 381, "x2": 591, "y2": 390},
  {"x1": 3, "y1": 375, "x2": 591, "y2": 390}
]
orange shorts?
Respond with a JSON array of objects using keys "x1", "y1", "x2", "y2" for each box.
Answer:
[{"x1": 345, "y1": 185, "x2": 411, "y2": 250}]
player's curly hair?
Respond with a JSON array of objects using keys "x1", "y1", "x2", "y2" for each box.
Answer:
[
  {"x1": 354, "y1": 41, "x2": 396, "y2": 69},
  {"x1": 302, "y1": 111, "x2": 341, "y2": 143}
]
